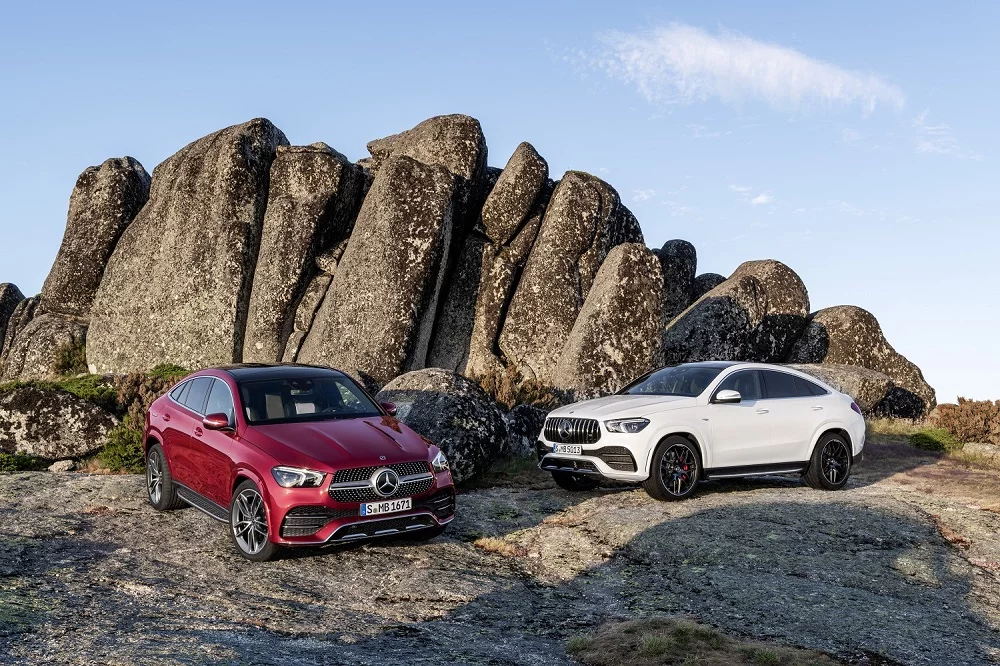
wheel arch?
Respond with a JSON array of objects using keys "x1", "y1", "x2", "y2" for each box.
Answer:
[
  {"x1": 643, "y1": 430, "x2": 706, "y2": 479},
  {"x1": 808, "y1": 427, "x2": 855, "y2": 465}
]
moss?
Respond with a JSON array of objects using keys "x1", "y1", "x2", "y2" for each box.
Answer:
[
  {"x1": 149, "y1": 363, "x2": 188, "y2": 382},
  {"x1": 910, "y1": 428, "x2": 963, "y2": 453},
  {"x1": 50, "y1": 339, "x2": 87, "y2": 376},
  {"x1": 0, "y1": 453, "x2": 49, "y2": 473},
  {"x1": 0, "y1": 375, "x2": 118, "y2": 413}
]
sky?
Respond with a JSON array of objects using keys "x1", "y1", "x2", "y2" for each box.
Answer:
[{"x1": 0, "y1": 1, "x2": 996, "y2": 403}]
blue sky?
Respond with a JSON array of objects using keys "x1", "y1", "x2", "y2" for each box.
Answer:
[{"x1": 1, "y1": 2, "x2": 996, "y2": 403}]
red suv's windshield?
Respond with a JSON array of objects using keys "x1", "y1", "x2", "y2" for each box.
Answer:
[{"x1": 238, "y1": 375, "x2": 381, "y2": 425}]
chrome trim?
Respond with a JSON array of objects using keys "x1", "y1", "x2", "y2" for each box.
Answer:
[
  {"x1": 537, "y1": 456, "x2": 603, "y2": 476},
  {"x1": 283, "y1": 511, "x2": 454, "y2": 546},
  {"x1": 328, "y1": 471, "x2": 433, "y2": 489}
]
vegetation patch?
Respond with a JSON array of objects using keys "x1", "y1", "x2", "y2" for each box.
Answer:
[
  {"x1": 934, "y1": 398, "x2": 1000, "y2": 445},
  {"x1": 0, "y1": 453, "x2": 49, "y2": 473},
  {"x1": 461, "y1": 455, "x2": 552, "y2": 490},
  {"x1": 50, "y1": 339, "x2": 88, "y2": 376},
  {"x1": 470, "y1": 365, "x2": 563, "y2": 411},
  {"x1": 472, "y1": 536, "x2": 527, "y2": 558},
  {"x1": 566, "y1": 617, "x2": 840, "y2": 666},
  {"x1": 909, "y1": 428, "x2": 963, "y2": 453}
]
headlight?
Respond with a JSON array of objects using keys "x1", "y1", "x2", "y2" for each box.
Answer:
[
  {"x1": 605, "y1": 418, "x2": 650, "y2": 434},
  {"x1": 271, "y1": 466, "x2": 326, "y2": 488},
  {"x1": 431, "y1": 450, "x2": 449, "y2": 473}
]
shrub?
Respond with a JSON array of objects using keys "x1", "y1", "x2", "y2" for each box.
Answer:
[
  {"x1": 0, "y1": 453, "x2": 49, "y2": 473},
  {"x1": 935, "y1": 398, "x2": 1000, "y2": 445},
  {"x1": 51, "y1": 339, "x2": 88, "y2": 376},
  {"x1": 98, "y1": 371, "x2": 184, "y2": 473},
  {"x1": 470, "y1": 365, "x2": 563, "y2": 411},
  {"x1": 149, "y1": 363, "x2": 188, "y2": 382},
  {"x1": 910, "y1": 428, "x2": 963, "y2": 453},
  {"x1": 99, "y1": 416, "x2": 145, "y2": 473}
]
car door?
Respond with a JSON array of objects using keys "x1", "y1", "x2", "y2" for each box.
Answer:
[
  {"x1": 188, "y1": 378, "x2": 237, "y2": 507},
  {"x1": 759, "y1": 370, "x2": 823, "y2": 464},
  {"x1": 706, "y1": 370, "x2": 772, "y2": 469},
  {"x1": 168, "y1": 376, "x2": 213, "y2": 494},
  {"x1": 159, "y1": 380, "x2": 194, "y2": 482}
]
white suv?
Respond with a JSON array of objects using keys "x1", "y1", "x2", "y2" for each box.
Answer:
[{"x1": 537, "y1": 362, "x2": 865, "y2": 501}]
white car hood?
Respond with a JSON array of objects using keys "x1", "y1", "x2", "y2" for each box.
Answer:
[{"x1": 549, "y1": 394, "x2": 696, "y2": 419}]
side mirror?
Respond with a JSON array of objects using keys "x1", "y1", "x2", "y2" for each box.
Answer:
[
  {"x1": 380, "y1": 401, "x2": 398, "y2": 416},
  {"x1": 203, "y1": 413, "x2": 233, "y2": 431},
  {"x1": 713, "y1": 389, "x2": 742, "y2": 404}
]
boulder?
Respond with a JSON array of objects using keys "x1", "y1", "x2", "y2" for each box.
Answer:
[
  {"x1": 243, "y1": 143, "x2": 366, "y2": 363},
  {"x1": 296, "y1": 155, "x2": 457, "y2": 385},
  {"x1": 503, "y1": 404, "x2": 548, "y2": 457},
  {"x1": 555, "y1": 243, "x2": 663, "y2": 395},
  {"x1": 281, "y1": 272, "x2": 333, "y2": 363},
  {"x1": 1, "y1": 296, "x2": 38, "y2": 362},
  {"x1": 376, "y1": 368, "x2": 507, "y2": 483},
  {"x1": 663, "y1": 260, "x2": 809, "y2": 365},
  {"x1": 0, "y1": 284, "x2": 25, "y2": 353},
  {"x1": 691, "y1": 273, "x2": 726, "y2": 301},
  {"x1": 785, "y1": 363, "x2": 894, "y2": 414},
  {"x1": 0, "y1": 386, "x2": 118, "y2": 459},
  {"x1": 480, "y1": 142, "x2": 550, "y2": 246},
  {"x1": 40, "y1": 157, "x2": 150, "y2": 318},
  {"x1": 786, "y1": 306, "x2": 936, "y2": 417},
  {"x1": 87, "y1": 118, "x2": 288, "y2": 373},
  {"x1": 498, "y1": 171, "x2": 643, "y2": 382},
  {"x1": 654, "y1": 240, "x2": 697, "y2": 323},
  {"x1": 1, "y1": 313, "x2": 87, "y2": 380}
]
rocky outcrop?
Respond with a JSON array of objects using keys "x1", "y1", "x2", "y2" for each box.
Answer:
[
  {"x1": 297, "y1": 155, "x2": 457, "y2": 385},
  {"x1": 654, "y1": 240, "x2": 696, "y2": 324},
  {"x1": 243, "y1": 143, "x2": 366, "y2": 363},
  {"x1": 87, "y1": 118, "x2": 288, "y2": 373},
  {"x1": 503, "y1": 404, "x2": 547, "y2": 457},
  {"x1": 555, "y1": 244, "x2": 663, "y2": 395},
  {"x1": 0, "y1": 386, "x2": 118, "y2": 458},
  {"x1": 691, "y1": 273, "x2": 726, "y2": 300},
  {"x1": 663, "y1": 260, "x2": 809, "y2": 365},
  {"x1": 0, "y1": 284, "x2": 25, "y2": 353},
  {"x1": 1, "y1": 296, "x2": 38, "y2": 363},
  {"x1": 281, "y1": 272, "x2": 332, "y2": 363},
  {"x1": 786, "y1": 363, "x2": 894, "y2": 414},
  {"x1": 786, "y1": 306, "x2": 935, "y2": 417},
  {"x1": 498, "y1": 172, "x2": 642, "y2": 382},
  {"x1": 40, "y1": 157, "x2": 150, "y2": 318},
  {"x1": 376, "y1": 368, "x2": 506, "y2": 483},
  {"x1": 1, "y1": 313, "x2": 87, "y2": 380}
]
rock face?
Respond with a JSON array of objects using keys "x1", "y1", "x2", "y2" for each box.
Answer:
[
  {"x1": 0, "y1": 386, "x2": 118, "y2": 458},
  {"x1": 375, "y1": 368, "x2": 506, "y2": 483},
  {"x1": 786, "y1": 363, "x2": 894, "y2": 414},
  {"x1": 499, "y1": 172, "x2": 642, "y2": 382},
  {"x1": 663, "y1": 260, "x2": 809, "y2": 365},
  {"x1": 691, "y1": 273, "x2": 726, "y2": 301},
  {"x1": 555, "y1": 243, "x2": 663, "y2": 396},
  {"x1": 243, "y1": 143, "x2": 366, "y2": 363},
  {"x1": 40, "y1": 157, "x2": 150, "y2": 318},
  {"x1": 87, "y1": 118, "x2": 288, "y2": 373},
  {"x1": 654, "y1": 240, "x2": 697, "y2": 324},
  {"x1": 1, "y1": 296, "x2": 38, "y2": 363},
  {"x1": 503, "y1": 404, "x2": 548, "y2": 457},
  {"x1": 786, "y1": 306, "x2": 936, "y2": 417},
  {"x1": 0, "y1": 284, "x2": 25, "y2": 352},
  {"x1": 297, "y1": 156, "x2": 457, "y2": 385},
  {"x1": 1, "y1": 313, "x2": 87, "y2": 380}
]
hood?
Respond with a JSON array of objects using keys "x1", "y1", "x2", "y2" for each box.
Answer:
[
  {"x1": 243, "y1": 416, "x2": 430, "y2": 470},
  {"x1": 549, "y1": 394, "x2": 697, "y2": 419}
]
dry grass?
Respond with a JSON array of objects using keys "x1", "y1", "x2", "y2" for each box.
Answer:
[
  {"x1": 566, "y1": 617, "x2": 840, "y2": 666},
  {"x1": 461, "y1": 455, "x2": 554, "y2": 490},
  {"x1": 867, "y1": 417, "x2": 925, "y2": 437},
  {"x1": 469, "y1": 365, "x2": 563, "y2": 411},
  {"x1": 472, "y1": 536, "x2": 527, "y2": 558}
]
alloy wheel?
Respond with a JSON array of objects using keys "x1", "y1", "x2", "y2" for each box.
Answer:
[
  {"x1": 821, "y1": 439, "x2": 850, "y2": 485},
  {"x1": 146, "y1": 453, "x2": 162, "y2": 504},
  {"x1": 659, "y1": 444, "x2": 698, "y2": 496},
  {"x1": 232, "y1": 488, "x2": 269, "y2": 555}
]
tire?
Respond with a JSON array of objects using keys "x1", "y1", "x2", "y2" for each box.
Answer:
[
  {"x1": 229, "y1": 479, "x2": 281, "y2": 562},
  {"x1": 146, "y1": 444, "x2": 185, "y2": 511},
  {"x1": 398, "y1": 524, "x2": 447, "y2": 541},
  {"x1": 551, "y1": 470, "x2": 600, "y2": 491},
  {"x1": 804, "y1": 432, "x2": 852, "y2": 491},
  {"x1": 642, "y1": 436, "x2": 701, "y2": 501}
]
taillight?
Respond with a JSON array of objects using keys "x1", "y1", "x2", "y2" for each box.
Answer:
[{"x1": 850, "y1": 402, "x2": 862, "y2": 415}]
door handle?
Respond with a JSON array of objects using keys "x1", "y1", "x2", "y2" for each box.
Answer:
[
  {"x1": 811, "y1": 406, "x2": 824, "y2": 411},
  {"x1": 193, "y1": 427, "x2": 203, "y2": 437},
  {"x1": 756, "y1": 409, "x2": 769, "y2": 414},
  {"x1": 162, "y1": 413, "x2": 170, "y2": 422}
]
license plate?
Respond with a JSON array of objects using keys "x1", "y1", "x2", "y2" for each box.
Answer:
[
  {"x1": 361, "y1": 497, "x2": 412, "y2": 516},
  {"x1": 553, "y1": 444, "x2": 582, "y2": 455}
]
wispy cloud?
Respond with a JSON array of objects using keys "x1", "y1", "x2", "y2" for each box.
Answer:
[
  {"x1": 632, "y1": 188, "x2": 656, "y2": 201},
  {"x1": 729, "y1": 184, "x2": 752, "y2": 193},
  {"x1": 841, "y1": 128, "x2": 860, "y2": 144},
  {"x1": 750, "y1": 193, "x2": 774, "y2": 206},
  {"x1": 912, "y1": 110, "x2": 982, "y2": 160},
  {"x1": 595, "y1": 23, "x2": 904, "y2": 114}
]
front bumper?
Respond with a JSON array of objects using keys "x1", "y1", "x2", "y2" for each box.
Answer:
[{"x1": 536, "y1": 440, "x2": 649, "y2": 482}]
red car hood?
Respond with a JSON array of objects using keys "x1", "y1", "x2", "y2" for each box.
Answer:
[{"x1": 243, "y1": 416, "x2": 430, "y2": 470}]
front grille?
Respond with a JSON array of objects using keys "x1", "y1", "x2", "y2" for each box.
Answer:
[
  {"x1": 544, "y1": 417, "x2": 601, "y2": 444},
  {"x1": 594, "y1": 445, "x2": 637, "y2": 472},
  {"x1": 331, "y1": 514, "x2": 438, "y2": 541},
  {"x1": 329, "y1": 475, "x2": 434, "y2": 504},
  {"x1": 416, "y1": 489, "x2": 456, "y2": 519},
  {"x1": 540, "y1": 457, "x2": 599, "y2": 473},
  {"x1": 280, "y1": 505, "x2": 357, "y2": 538},
  {"x1": 333, "y1": 461, "x2": 430, "y2": 484}
]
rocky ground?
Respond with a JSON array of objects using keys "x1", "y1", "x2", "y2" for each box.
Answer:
[{"x1": 1, "y1": 437, "x2": 999, "y2": 666}]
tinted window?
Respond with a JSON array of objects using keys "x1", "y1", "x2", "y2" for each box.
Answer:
[
  {"x1": 714, "y1": 370, "x2": 762, "y2": 401},
  {"x1": 170, "y1": 381, "x2": 190, "y2": 403},
  {"x1": 181, "y1": 377, "x2": 213, "y2": 414},
  {"x1": 239, "y1": 375, "x2": 380, "y2": 425},
  {"x1": 762, "y1": 371, "x2": 811, "y2": 399},
  {"x1": 620, "y1": 365, "x2": 725, "y2": 397},
  {"x1": 801, "y1": 378, "x2": 828, "y2": 396},
  {"x1": 205, "y1": 379, "x2": 235, "y2": 423}
]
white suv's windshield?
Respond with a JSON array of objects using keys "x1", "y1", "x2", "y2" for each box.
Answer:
[
  {"x1": 238, "y1": 376, "x2": 381, "y2": 425},
  {"x1": 619, "y1": 366, "x2": 725, "y2": 397}
]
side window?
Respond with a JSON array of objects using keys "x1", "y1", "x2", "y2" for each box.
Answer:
[
  {"x1": 181, "y1": 377, "x2": 213, "y2": 414},
  {"x1": 801, "y1": 378, "x2": 828, "y2": 396},
  {"x1": 205, "y1": 379, "x2": 235, "y2": 423},
  {"x1": 714, "y1": 371, "x2": 761, "y2": 401},
  {"x1": 762, "y1": 371, "x2": 810, "y2": 399},
  {"x1": 170, "y1": 381, "x2": 190, "y2": 403}
]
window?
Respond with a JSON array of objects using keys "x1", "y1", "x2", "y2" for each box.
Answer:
[
  {"x1": 170, "y1": 381, "x2": 190, "y2": 404},
  {"x1": 181, "y1": 377, "x2": 213, "y2": 414},
  {"x1": 205, "y1": 379, "x2": 235, "y2": 424},
  {"x1": 801, "y1": 378, "x2": 829, "y2": 396},
  {"x1": 619, "y1": 365, "x2": 726, "y2": 397},
  {"x1": 238, "y1": 375, "x2": 381, "y2": 425},
  {"x1": 714, "y1": 370, "x2": 762, "y2": 401},
  {"x1": 762, "y1": 370, "x2": 812, "y2": 399}
]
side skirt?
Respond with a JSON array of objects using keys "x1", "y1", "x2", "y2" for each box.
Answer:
[
  {"x1": 704, "y1": 462, "x2": 809, "y2": 480},
  {"x1": 176, "y1": 485, "x2": 229, "y2": 522}
]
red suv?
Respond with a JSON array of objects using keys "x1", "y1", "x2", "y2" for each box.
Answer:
[{"x1": 143, "y1": 364, "x2": 455, "y2": 561}]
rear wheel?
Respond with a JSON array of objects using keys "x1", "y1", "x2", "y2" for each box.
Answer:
[
  {"x1": 551, "y1": 471, "x2": 600, "y2": 491},
  {"x1": 642, "y1": 436, "x2": 701, "y2": 501},
  {"x1": 146, "y1": 444, "x2": 184, "y2": 511},
  {"x1": 804, "y1": 433, "x2": 852, "y2": 490},
  {"x1": 229, "y1": 479, "x2": 281, "y2": 562}
]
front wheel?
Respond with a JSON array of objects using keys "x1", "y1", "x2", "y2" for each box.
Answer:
[
  {"x1": 229, "y1": 479, "x2": 281, "y2": 562},
  {"x1": 804, "y1": 433, "x2": 852, "y2": 490},
  {"x1": 642, "y1": 436, "x2": 701, "y2": 501},
  {"x1": 551, "y1": 471, "x2": 600, "y2": 491}
]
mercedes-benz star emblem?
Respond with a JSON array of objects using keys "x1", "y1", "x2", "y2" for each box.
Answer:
[
  {"x1": 557, "y1": 419, "x2": 573, "y2": 442},
  {"x1": 371, "y1": 468, "x2": 400, "y2": 498}
]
